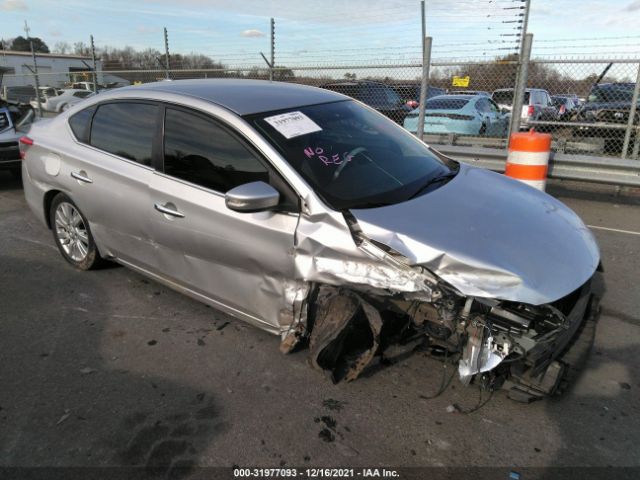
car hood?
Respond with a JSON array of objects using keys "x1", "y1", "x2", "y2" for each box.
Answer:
[{"x1": 350, "y1": 164, "x2": 600, "y2": 305}]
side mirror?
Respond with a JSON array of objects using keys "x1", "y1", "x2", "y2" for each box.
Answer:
[{"x1": 225, "y1": 181, "x2": 280, "y2": 213}]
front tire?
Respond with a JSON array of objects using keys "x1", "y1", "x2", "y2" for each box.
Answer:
[{"x1": 49, "y1": 193, "x2": 103, "y2": 270}]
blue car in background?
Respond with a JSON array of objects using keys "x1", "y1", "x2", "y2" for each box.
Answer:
[{"x1": 404, "y1": 94, "x2": 510, "y2": 137}]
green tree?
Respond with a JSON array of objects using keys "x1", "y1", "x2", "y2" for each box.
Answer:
[{"x1": 10, "y1": 36, "x2": 50, "y2": 53}]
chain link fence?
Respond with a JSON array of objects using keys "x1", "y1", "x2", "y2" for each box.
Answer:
[{"x1": 2, "y1": 48, "x2": 639, "y2": 161}]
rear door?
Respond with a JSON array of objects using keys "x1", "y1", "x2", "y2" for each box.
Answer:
[
  {"x1": 67, "y1": 101, "x2": 160, "y2": 268},
  {"x1": 148, "y1": 105, "x2": 300, "y2": 330}
]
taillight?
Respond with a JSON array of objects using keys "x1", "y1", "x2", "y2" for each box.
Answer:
[
  {"x1": 19, "y1": 136, "x2": 34, "y2": 160},
  {"x1": 527, "y1": 105, "x2": 535, "y2": 117},
  {"x1": 559, "y1": 105, "x2": 566, "y2": 115}
]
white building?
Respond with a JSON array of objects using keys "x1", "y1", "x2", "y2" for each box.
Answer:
[{"x1": 0, "y1": 50, "x2": 129, "y2": 89}]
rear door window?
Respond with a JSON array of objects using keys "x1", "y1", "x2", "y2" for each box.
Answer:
[
  {"x1": 68, "y1": 105, "x2": 97, "y2": 143},
  {"x1": 90, "y1": 102, "x2": 158, "y2": 166},
  {"x1": 163, "y1": 108, "x2": 269, "y2": 193}
]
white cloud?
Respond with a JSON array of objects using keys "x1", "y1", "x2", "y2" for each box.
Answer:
[
  {"x1": 624, "y1": 0, "x2": 640, "y2": 11},
  {"x1": 531, "y1": 5, "x2": 552, "y2": 16},
  {"x1": 49, "y1": 30, "x2": 62, "y2": 37},
  {"x1": 137, "y1": 25, "x2": 161, "y2": 34},
  {"x1": 241, "y1": 29, "x2": 265, "y2": 38},
  {"x1": 0, "y1": 0, "x2": 28, "y2": 11}
]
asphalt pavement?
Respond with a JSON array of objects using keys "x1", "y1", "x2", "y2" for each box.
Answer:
[{"x1": 1, "y1": 171, "x2": 639, "y2": 477}]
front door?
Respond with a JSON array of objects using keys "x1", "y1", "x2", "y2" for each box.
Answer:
[{"x1": 148, "y1": 106, "x2": 300, "y2": 332}]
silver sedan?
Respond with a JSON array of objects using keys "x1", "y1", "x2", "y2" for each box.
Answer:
[{"x1": 20, "y1": 79, "x2": 601, "y2": 401}]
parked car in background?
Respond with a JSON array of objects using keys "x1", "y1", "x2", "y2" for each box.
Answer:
[
  {"x1": 20, "y1": 79, "x2": 601, "y2": 400},
  {"x1": 449, "y1": 90, "x2": 490, "y2": 97},
  {"x1": 31, "y1": 89, "x2": 95, "y2": 113},
  {"x1": 0, "y1": 100, "x2": 35, "y2": 178},
  {"x1": 71, "y1": 81, "x2": 101, "y2": 92},
  {"x1": 492, "y1": 88, "x2": 558, "y2": 129},
  {"x1": 577, "y1": 83, "x2": 639, "y2": 125},
  {"x1": 321, "y1": 80, "x2": 412, "y2": 124},
  {"x1": 404, "y1": 94, "x2": 509, "y2": 137},
  {"x1": 573, "y1": 83, "x2": 639, "y2": 152},
  {"x1": 390, "y1": 84, "x2": 447, "y2": 109},
  {"x1": 552, "y1": 95, "x2": 579, "y2": 121},
  {"x1": 554, "y1": 93, "x2": 581, "y2": 107}
]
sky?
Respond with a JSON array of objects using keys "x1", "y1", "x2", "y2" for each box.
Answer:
[{"x1": 1, "y1": 0, "x2": 640, "y2": 66}]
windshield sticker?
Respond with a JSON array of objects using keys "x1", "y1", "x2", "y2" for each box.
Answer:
[
  {"x1": 264, "y1": 111, "x2": 322, "y2": 139},
  {"x1": 304, "y1": 147, "x2": 353, "y2": 166}
]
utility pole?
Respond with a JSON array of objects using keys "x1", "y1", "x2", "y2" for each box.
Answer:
[
  {"x1": 24, "y1": 20, "x2": 43, "y2": 118},
  {"x1": 164, "y1": 27, "x2": 171, "y2": 79},
  {"x1": 270, "y1": 18, "x2": 275, "y2": 81},
  {"x1": 90, "y1": 35, "x2": 98, "y2": 93}
]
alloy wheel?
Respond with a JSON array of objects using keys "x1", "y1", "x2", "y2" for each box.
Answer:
[{"x1": 54, "y1": 202, "x2": 89, "y2": 262}]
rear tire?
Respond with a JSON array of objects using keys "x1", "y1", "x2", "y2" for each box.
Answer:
[
  {"x1": 49, "y1": 193, "x2": 103, "y2": 270},
  {"x1": 479, "y1": 123, "x2": 487, "y2": 136}
]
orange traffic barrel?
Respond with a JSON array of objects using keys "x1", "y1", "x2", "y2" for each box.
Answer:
[{"x1": 505, "y1": 129, "x2": 552, "y2": 191}]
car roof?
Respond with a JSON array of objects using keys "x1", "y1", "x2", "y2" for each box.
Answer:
[
  {"x1": 129, "y1": 79, "x2": 347, "y2": 115},
  {"x1": 493, "y1": 88, "x2": 545, "y2": 93},
  {"x1": 428, "y1": 94, "x2": 475, "y2": 101}
]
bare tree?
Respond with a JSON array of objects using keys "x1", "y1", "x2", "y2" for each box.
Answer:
[{"x1": 53, "y1": 41, "x2": 71, "y2": 54}]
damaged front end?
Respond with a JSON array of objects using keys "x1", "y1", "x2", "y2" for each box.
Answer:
[
  {"x1": 297, "y1": 212, "x2": 600, "y2": 402},
  {"x1": 306, "y1": 271, "x2": 599, "y2": 402}
]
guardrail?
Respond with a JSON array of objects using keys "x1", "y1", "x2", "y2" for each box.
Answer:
[{"x1": 429, "y1": 141, "x2": 640, "y2": 188}]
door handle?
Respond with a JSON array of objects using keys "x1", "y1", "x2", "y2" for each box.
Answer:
[
  {"x1": 154, "y1": 203, "x2": 185, "y2": 218},
  {"x1": 71, "y1": 171, "x2": 93, "y2": 183}
]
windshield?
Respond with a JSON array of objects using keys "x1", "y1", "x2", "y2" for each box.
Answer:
[
  {"x1": 247, "y1": 100, "x2": 457, "y2": 210},
  {"x1": 492, "y1": 91, "x2": 530, "y2": 105}
]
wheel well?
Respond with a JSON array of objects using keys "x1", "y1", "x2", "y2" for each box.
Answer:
[{"x1": 43, "y1": 190, "x2": 62, "y2": 229}]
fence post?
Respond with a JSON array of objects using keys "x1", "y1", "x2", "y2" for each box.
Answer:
[
  {"x1": 621, "y1": 62, "x2": 640, "y2": 159},
  {"x1": 416, "y1": 36, "x2": 432, "y2": 141},
  {"x1": 508, "y1": 33, "x2": 533, "y2": 137},
  {"x1": 164, "y1": 27, "x2": 171, "y2": 79},
  {"x1": 30, "y1": 43, "x2": 43, "y2": 118},
  {"x1": 90, "y1": 35, "x2": 98, "y2": 93},
  {"x1": 269, "y1": 18, "x2": 275, "y2": 82}
]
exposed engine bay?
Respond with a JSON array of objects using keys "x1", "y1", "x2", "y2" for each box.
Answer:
[{"x1": 304, "y1": 274, "x2": 599, "y2": 402}]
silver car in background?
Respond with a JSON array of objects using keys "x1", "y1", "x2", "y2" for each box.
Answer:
[
  {"x1": 20, "y1": 79, "x2": 601, "y2": 402},
  {"x1": 30, "y1": 88, "x2": 95, "y2": 113}
]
